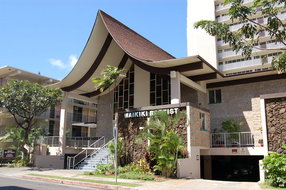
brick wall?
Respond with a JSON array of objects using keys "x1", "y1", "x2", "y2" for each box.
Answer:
[
  {"x1": 209, "y1": 79, "x2": 286, "y2": 132},
  {"x1": 265, "y1": 98, "x2": 286, "y2": 153}
]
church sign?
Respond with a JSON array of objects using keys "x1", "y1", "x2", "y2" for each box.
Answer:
[{"x1": 123, "y1": 107, "x2": 180, "y2": 119}]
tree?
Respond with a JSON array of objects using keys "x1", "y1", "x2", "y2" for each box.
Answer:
[
  {"x1": 0, "y1": 80, "x2": 62, "y2": 165},
  {"x1": 137, "y1": 111, "x2": 186, "y2": 177},
  {"x1": 92, "y1": 65, "x2": 126, "y2": 93},
  {"x1": 194, "y1": 0, "x2": 286, "y2": 73}
]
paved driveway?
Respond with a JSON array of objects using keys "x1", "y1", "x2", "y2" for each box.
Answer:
[
  {"x1": 138, "y1": 179, "x2": 262, "y2": 190},
  {"x1": 0, "y1": 168, "x2": 262, "y2": 190}
]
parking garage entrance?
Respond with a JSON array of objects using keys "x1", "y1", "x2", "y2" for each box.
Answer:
[{"x1": 201, "y1": 155, "x2": 264, "y2": 182}]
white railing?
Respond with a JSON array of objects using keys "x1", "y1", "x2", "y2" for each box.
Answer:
[
  {"x1": 217, "y1": 14, "x2": 231, "y2": 22},
  {"x1": 67, "y1": 112, "x2": 97, "y2": 123},
  {"x1": 67, "y1": 136, "x2": 107, "y2": 169},
  {"x1": 211, "y1": 131, "x2": 263, "y2": 148},
  {"x1": 219, "y1": 58, "x2": 263, "y2": 70},
  {"x1": 42, "y1": 136, "x2": 102, "y2": 148},
  {"x1": 66, "y1": 136, "x2": 101, "y2": 148},
  {"x1": 37, "y1": 110, "x2": 61, "y2": 120},
  {"x1": 68, "y1": 99, "x2": 97, "y2": 109},
  {"x1": 215, "y1": 3, "x2": 232, "y2": 11},
  {"x1": 42, "y1": 136, "x2": 60, "y2": 147}
]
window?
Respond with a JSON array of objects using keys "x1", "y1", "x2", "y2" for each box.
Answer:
[
  {"x1": 114, "y1": 64, "x2": 134, "y2": 112},
  {"x1": 209, "y1": 89, "x2": 222, "y2": 104},
  {"x1": 48, "y1": 120, "x2": 55, "y2": 136},
  {"x1": 73, "y1": 106, "x2": 83, "y2": 122},
  {"x1": 200, "y1": 112, "x2": 206, "y2": 131},
  {"x1": 150, "y1": 73, "x2": 170, "y2": 106}
]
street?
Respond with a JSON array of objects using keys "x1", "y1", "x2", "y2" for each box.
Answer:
[{"x1": 0, "y1": 176, "x2": 101, "y2": 190}]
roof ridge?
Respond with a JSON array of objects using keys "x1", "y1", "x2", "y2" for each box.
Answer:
[{"x1": 98, "y1": 10, "x2": 175, "y2": 61}]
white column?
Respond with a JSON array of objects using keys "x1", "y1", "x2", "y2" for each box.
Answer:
[
  {"x1": 59, "y1": 92, "x2": 69, "y2": 155},
  {"x1": 260, "y1": 98, "x2": 269, "y2": 155},
  {"x1": 186, "y1": 105, "x2": 191, "y2": 157},
  {"x1": 170, "y1": 71, "x2": 181, "y2": 104}
]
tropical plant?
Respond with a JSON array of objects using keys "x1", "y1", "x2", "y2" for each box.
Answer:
[
  {"x1": 0, "y1": 125, "x2": 45, "y2": 165},
  {"x1": 221, "y1": 119, "x2": 243, "y2": 143},
  {"x1": 90, "y1": 161, "x2": 154, "y2": 181},
  {"x1": 262, "y1": 144, "x2": 286, "y2": 188},
  {"x1": 194, "y1": 0, "x2": 286, "y2": 73},
  {"x1": 137, "y1": 111, "x2": 186, "y2": 177},
  {"x1": 108, "y1": 137, "x2": 125, "y2": 166},
  {"x1": 0, "y1": 80, "x2": 62, "y2": 165},
  {"x1": 221, "y1": 119, "x2": 242, "y2": 133},
  {"x1": 92, "y1": 65, "x2": 126, "y2": 92}
]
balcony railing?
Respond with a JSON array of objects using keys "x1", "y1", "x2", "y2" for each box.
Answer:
[
  {"x1": 37, "y1": 110, "x2": 61, "y2": 120},
  {"x1": 68, "y1": 99, "x2": 97, "y2": 109},
  {"x1": 67, "y1": 112, "x2": 97, "y2": 123},
  {"x1": 42, "y1": 136, "x2": 60, "y2": 147},
  {"x1": 66, "y1": 136, "x2": 101, "y2": 147},
  {"x1": 41, "y1": 136, "x2": 101, "y2": 148},
  {"x1": 211, "y1": 131, "x2": 263, "y2": 148}
]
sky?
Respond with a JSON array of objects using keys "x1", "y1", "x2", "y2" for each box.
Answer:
[{"x1": 0, "y1": 0, "x2": 187, "y2": 80}]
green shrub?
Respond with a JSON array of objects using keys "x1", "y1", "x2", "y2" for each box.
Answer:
[
  {"x1": 91, "y1": 161, "x2": 154, "y2": 181},
  {"x1": 108, "y1": 137, "x2": 125, "y2": 166},
  {"x1": 262, "y1": 145, "x2": 286, "y2": 188},
  {"x1": 221, "y1": 119, "x2": 242, "y2": 133},
  {"x1": 119, "y1": 172, "x2": 155, "y2": 181},
  {"x1": 94, "y1": 163, "x2": 114, "y2": 175},
  {"x1": 136, "y1": 111, "x2": 185, "y2": 177}
]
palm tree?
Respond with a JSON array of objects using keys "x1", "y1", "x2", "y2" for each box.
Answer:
[{"x1": 137, "y1": 111, "x2": 186, "y2": 177}]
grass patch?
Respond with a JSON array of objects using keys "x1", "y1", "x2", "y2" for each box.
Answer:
[
  {"x1": 119, "y1": 172, "x2": 155, "y2": 181},
  {"x1": 260, "y1": 181, "x2": 285, "y2": 190},
  {"x1": 84, "y1": 172, "x2": 164, "y2": 182},
  {"x1": 28, "y1": 174, "x2": 140, "y2": 187},
  {"x1": 83, "y1": 172, "x2": 115, "y2": 178}
]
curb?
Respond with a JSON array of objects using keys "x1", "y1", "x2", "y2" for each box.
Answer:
[{"x1": 22, "y1": 175, "x2": 139, "y2": 190}]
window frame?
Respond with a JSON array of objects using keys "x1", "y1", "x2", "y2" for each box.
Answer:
[{"x1": 208, "y1": 89, "x2": 222, "y2": 104}]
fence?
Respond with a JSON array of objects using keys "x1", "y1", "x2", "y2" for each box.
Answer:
[
  {"x1": 41, "y1": 136, "x2": 101, "y2": 148},
  {"x1": 211, "y1": 131, "x2": 263, "y2": 148}
]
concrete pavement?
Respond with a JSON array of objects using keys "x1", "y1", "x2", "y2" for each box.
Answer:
[
  {"x1": 0, "y1": 168, "x2": 263, "y2": 190},
  {"x1": 0, "y1": 176, "x2": 98, "y2": 190}
]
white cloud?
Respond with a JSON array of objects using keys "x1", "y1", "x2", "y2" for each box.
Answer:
[
  {"x1": 49, "y1": 54, "x2": 78, "y2": 70},
  {"x1": 49, "y1": 58, "x2": 67, "y2": 69},
  {"x1": 69, "y1": 55, "x2": 78, "y2": 67}
]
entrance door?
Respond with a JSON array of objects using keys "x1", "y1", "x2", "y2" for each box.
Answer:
[
  {"x1": 211, "y1": 156, "x2": 263, "y2": 182},
  {"x1": 72, "y1": 126, "x2": 81, "y2": 137}
]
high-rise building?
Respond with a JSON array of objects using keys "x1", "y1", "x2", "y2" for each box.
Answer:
[{"x1": 187, "y1": 0, "x2": 285, "y2": 76}]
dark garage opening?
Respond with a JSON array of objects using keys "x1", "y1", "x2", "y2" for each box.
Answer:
[{"x1": 205, "y1": 156, "x2": 263, "y2": 182}]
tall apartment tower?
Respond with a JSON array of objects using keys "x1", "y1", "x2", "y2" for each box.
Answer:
[{"x1": 187, "y1": 0, "x2": 285, "y2": 76}]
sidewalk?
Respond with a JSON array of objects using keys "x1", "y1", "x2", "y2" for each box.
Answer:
[{"x1": 0, "y1": 168, "x2": 263, "y2": 190}]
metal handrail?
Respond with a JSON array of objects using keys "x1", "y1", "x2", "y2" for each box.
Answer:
[
  {"x1": 211, "y1": 131, "x2": 263, "y2": 148},
  {"x1": 67, "y1": 136, "x2": 105, "y2": 169}
]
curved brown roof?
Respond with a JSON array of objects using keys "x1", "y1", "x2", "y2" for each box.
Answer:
[
  {"x1": 53, "y1": 10, "x2": 224, "y2": 99},
  {"x1": 99, "y1": 10, "x2": 175, "y2": 62}
]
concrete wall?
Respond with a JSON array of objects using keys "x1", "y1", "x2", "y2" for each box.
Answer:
[
  {"x1": 96, "y1": 91, "x2": 114, "y2": 141},
  {"x1": 190, "y1": 107, "x2": 210, "y2": 148},
  {"x1": 209, "y1": 79, "x2": 286, "y2": 132},
  {"x1": 187, "y1": 0, "x2": 217, "y2": 68},
  {"x1": 181, "y1": 84, "x2": 198, "y2": 105},
  {"x1": 35, "y1": 155, "x2": 65, "y2": 169},
  {"x1": 177, "y1": 147, "x2": 202, "y2": 178},
  {"x1": 207, "y1": 147, "x2": 267, "y2": 156},
  {"x1": 134, "y1": 65, "x2": 150, "y2": 107}
]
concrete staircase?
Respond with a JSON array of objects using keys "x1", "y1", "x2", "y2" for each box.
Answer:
[{"x1": 76, "y1": 146, "x2": 113, "y2": 171}]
